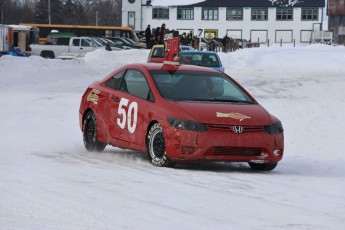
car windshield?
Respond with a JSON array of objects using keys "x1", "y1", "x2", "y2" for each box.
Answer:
[
  {"x1": 151, "y1": 47, "x2": 164, "y2": 57},
  {"x1": 180, "y1": 53, "x2": 220, "y2": 68},
  {"x1": 150, "y1": 70, "x2": 254, "y2": 103}
]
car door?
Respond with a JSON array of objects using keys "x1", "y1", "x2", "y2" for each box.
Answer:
[
  {"x1": 70, "y1": 38, "x2": 96, "y2": 55},
  {"x1": 107, "y1": 68, "x2": 153, "y2": 147}
]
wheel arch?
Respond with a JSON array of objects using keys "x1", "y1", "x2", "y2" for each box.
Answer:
[
  {"x1": 40, "y1": 50, "x2": 55, "y2": 58},
  {"x1": 145, "y1": 120, "x2": 159, "y2": 147},
  {"x1": 82, "y1": 108, "x2": 94, "y2": 131},
  {"x1": 82, "y1": 108, "x2": 108, "y2": 144}
]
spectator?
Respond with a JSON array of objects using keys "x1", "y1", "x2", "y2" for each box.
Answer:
[
  {"x1": 159, "y1": 23, "x2": 166, "y2": 44},
  {"x1": 155, "y1": 27, "x2": 160, "y2": 44},
  {"x1": 223, "y1": 35, "x2": 230, "y2": 53},
  {"x1": 149, "y1": 35, "x2": 156, "y2": 48},
  {"x1": 105, "y1": 42, "x2": 112, "y2": 51},
  {"x1": 145, "y1": 25, "x2": 152, "y2": 49}
]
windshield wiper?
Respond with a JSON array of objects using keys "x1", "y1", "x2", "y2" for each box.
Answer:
[{"x1": 209, "y1": 98, "x2": 255, "y2": 104}]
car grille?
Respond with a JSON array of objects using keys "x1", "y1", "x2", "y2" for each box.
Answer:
[
  {"x1": 207, "y1": 124, "x2": 264, "y2": 132},
  {"x1": 206, "y1": 147, "x2": 262, "y2": 156}
]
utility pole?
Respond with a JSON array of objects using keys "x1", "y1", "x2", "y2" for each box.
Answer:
[
  {"x1": 48, "y1": 0, "x2": 51, "y2": 24},
  {"x1": 96, "y1": 11, "x2": 99, "y2": 26}
]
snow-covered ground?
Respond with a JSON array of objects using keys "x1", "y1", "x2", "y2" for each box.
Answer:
[{"x1": 0, "y1": 44, "x2": 344, "y2": 229}]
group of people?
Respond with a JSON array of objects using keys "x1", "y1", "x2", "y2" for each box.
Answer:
[
  {"x1": 145, "y1": 23, "x2": 166, "y2": 49},
  {"x1": 143, "y1": 24, "x2": 241, "y2": 52},
  {"x1": 145, "y1": 25, "x2": 201, "y2": 50}
]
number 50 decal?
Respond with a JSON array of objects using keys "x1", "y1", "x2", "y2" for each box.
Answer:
[{"x1": 117, "y1": 98, "x2": 138, "y2": 133}]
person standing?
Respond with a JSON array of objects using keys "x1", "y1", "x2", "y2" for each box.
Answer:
[
  {"x1": 145, "y1": 25, "x2": 152, "y2": 49},
  {"x1": 105, "y1": 42, "x2": 112, "y2": 51},
  {"x1": 154, "y1": 27, "x2": 160, "y2": 44},
  {"x1": 159, "y1": 23, "x2": 166, "y2": 44}
]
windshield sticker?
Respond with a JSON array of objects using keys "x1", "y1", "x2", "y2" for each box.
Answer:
[
  {"x1": 216, "y1": 112, "x2": 251, "y2": 121},
  {"x1": 87, "y1": 89, "x2": 100, "y2": 104}
]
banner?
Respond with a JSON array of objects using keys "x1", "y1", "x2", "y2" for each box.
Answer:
[{"x1": 164, "y1": 30, "x2": 179, "y2": 63}]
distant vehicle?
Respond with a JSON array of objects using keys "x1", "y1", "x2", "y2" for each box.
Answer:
[
  {"x1": 1, "y1": 24, "x2": 38, "y2": 55},
  {"x1": 180, "y1": 50, "x2": 225, "y2": 72},
  {"x1": 79, "y1": 62, "x2": 284, "y2": 170},
  {"x1": 147, "y1": 45, "x2": 164, "y2": 63},
  {"x1": 124, "y1": 37, "x2": 146, "y2": 48},
  {"x1": 92, "y1": 37, "x2": 123, "y2": 51},
  {"x1": 106, "y1": 37, "x2": 145, "y2": 49},
  {"x1": 30, "y1": 36, "x2": 102, "y2": 59},
  {"x1": 180, "y1": 45, "x2": 194, "y2": 51}
]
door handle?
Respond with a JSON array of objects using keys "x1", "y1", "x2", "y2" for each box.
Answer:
[{"x1": 113, "y1": 97, "x2": 120, "y2": 102}]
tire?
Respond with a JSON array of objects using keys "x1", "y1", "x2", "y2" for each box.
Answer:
[
  {"x1": 248, "y1": 162, "x2": 277, "y2": 171},
  {"x1": 147, "y1": 123, "x2": 174, "y2": 167},
  {"x1": 83, "y1": 111, "x2": 106, "y2": 152},
  {"x1": 40, "y1": 50, "x2": 55, "y2": 59}
]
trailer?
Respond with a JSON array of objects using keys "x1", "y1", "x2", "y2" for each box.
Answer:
[{"x1": 0, "y1": 24, "x2": 14, "y2": 54}]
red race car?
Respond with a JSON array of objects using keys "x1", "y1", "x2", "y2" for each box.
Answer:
[{"x1": 79, "y1": 63, "x2": 284, "y2": 171}]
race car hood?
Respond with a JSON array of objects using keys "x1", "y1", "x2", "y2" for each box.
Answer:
[{"x1": 169, "y1": 101, "x2": 272, "y2": 125}]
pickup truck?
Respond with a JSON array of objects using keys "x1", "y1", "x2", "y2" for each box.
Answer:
[{"x1": 30, "y1": 36, "x2": 102, "y2": 59}]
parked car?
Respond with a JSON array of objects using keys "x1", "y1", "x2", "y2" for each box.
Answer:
[
  {"x1": 92, "y1": 37, "x2": 125, "y2": 50},
  {"x1": 79, "y1": 63, "x2": 284, "y2": 170},
  {"x1": 106, "y1": 37, "x2": 146, "y2": 49},
  {"x1": 180, "y1": 45, "x2": 194, "y2": 51},
  {"x1": 147, "y1": 45, "x2": 164, "y2": 63},
  {"x1": 179, "y1": 50, "x2": 225, "y2": 72}
]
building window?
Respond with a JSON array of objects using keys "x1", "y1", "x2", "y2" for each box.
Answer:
[
  {"x1": 128, "y1": 12, "x2": 135, "y2": 29},
  {"x1": 276, "y1": 8, "x2": 293, "y2": 21},
  {"x1": 202, "y1": 7, "x2": 218, "y2": 20},
  {"x1": 177, "y1": 7, "x2": 194, "y2": 20},
  {"x1": 251, "y1": 8, "x2": 268, "y2": 21},
  {"x1": 153, "y1": 7, "x2": 169, "y2": 19},
  {"x1": 226, "y1": 8, "x2": 243, "y2": 21},
  {"x1": 302, "y1": 8, "x2": 318, "y2": 21}
]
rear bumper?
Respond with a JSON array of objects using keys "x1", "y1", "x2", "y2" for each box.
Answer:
[{"x1": 164, "y1": 127, "x2": 284, "y2": 163}]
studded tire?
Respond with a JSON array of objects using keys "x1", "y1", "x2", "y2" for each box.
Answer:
[
  {"x1": 83, "y1": 111, "x2": 106, "y2": 152},
  {"x1": 248, "y1": 162, "x2": 277, "y2": 171},
  {"x1": 147, "y1": 123, "x2": 174, "y2": 167}
]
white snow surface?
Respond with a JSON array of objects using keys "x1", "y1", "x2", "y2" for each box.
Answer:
[{"x1": 0, "y1": 44, "x2": 345, "y2": 229}]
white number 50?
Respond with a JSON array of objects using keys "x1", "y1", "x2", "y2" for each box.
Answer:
[{"x1": 117, "y1": 98, "x2": 138, "y2": 133}]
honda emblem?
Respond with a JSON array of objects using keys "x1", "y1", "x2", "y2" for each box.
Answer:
[{"x1": 233, "y1": 126, "x2": 243, "y2": 134}]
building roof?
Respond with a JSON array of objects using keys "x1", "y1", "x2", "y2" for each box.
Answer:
[{"x1": 184, "y1": 0, "x2": 325, "y2": 8}]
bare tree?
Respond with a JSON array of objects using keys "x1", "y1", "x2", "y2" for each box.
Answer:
[
  {"x1": 0, "y1": 0, "x2": 122, "y2": 26},
  {"x1": 90, "y1": 0, "x2": 121, "y2": 26}
]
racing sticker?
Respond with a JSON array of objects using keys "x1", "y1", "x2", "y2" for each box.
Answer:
[
  {"x1": 87, "y1": 89, "x2": 100, "y2": 104},
  {"x1": 117, "y1": 98, "x2": 138, "y2": 134},
  {"x1": 216, "y1": 112, "x2": 251, "y2": 121}
]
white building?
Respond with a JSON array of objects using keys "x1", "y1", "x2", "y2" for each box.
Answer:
[{"x1": 122, "y1": 0, "x2": 326, "y2": 44}]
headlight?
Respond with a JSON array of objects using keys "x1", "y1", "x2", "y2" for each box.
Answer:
[
  {"x1": 167, "y1": 117, "x2": 207, "y2": 132},
  {"x1": 264, "y1": 121, "x2": 284, "y2": 134}
]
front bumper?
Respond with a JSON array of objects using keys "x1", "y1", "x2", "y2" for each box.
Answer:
[{"x1": 164, "y1": 127, "x2": 284, "y2": 163}]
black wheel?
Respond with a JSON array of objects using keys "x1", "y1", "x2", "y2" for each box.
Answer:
[
  {"x1": 147, "y1": 123, "x2": 174, "y2": 167},
  {"x1": 83, "y1": 111, "x2": 106, "y2": 152},
  {"x1": 248, "y1": 162, "x2": 277, "y2": 171},
  {"x1": 40, "y1": 50, "x2": 55, "y2": 59}
]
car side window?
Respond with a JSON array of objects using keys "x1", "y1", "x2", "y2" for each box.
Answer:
[
  {"x1": 120, "y1": 69, "x2": 152, "y2": 101},
  {"x1": 72, "y1": 39, "x2": 79, "y2": 46},
  {"x1": 105, "y1": 70, "x2": 125, "y2": 90},
  {"x1": 81, "y1": 39, "x2": 91, "y2": 46}
]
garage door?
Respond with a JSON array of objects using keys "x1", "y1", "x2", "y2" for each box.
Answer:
[
  {"x1": 250, "y1": 30, "x2": 267, "y2": 43},
  {"x1": 275, "y1": 30, "x2": 293, "y2": 43},
  {"x1": 227, "y1": 30, "x2": 242, "y2": 39},
  {"x1": 301, "y1": 30, "x2": 312, "y2": 43}
]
